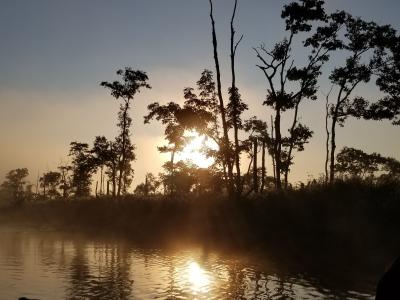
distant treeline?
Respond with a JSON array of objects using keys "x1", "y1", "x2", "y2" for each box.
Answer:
[
  {"x1": 1, "y1": 146, "x2": 400, "y2": 206},
  {"x1": 1, "y1": 0, "x2": 399, "y2": 203}
]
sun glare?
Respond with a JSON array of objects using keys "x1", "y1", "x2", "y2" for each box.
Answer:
[
  {"x1": 176, "y1": 131, "x2": 218, "y2": 168},
  {"x1": 187, "y1": 261, "x2": 210, "y2": 293}
]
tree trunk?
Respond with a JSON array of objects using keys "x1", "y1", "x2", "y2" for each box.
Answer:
[
  {"x1": 325, "y1": 93, "x2": 330, "y2": 184},
  {"x1": 222, "y1": 161, "x2": 228, "y2": 190},
  {"x1": 270, "y1": 116, "x2": 276, "y2": 183},
  {"x1": 35, "y1": 172, "x2": 39, "y2": 198},
  {"x1": 230, "y1": 0, "x2": 242, "y2": 197},
  {"x1": 209, "y1": 0, "x2": 233, "y2": 196},
  {"x1": 274, "y1": 109, "x2": 282, "y2": 190},
  {"x1": 100, "y1": 167, "x2": 103, "y2": 195},
  {"x1": 117, "y1": 101, "x2": 130, "y2": 197},
  {"x1": 112, "y1": 168, "x2": 116, "y2": 197},
  {"x1": 247, "y1": 154, "x2": 253, "y2": 175},
  {"x1": 253, "y1": 138, "x2": 258, "y2": 193},
  {"x1": 329, "y1": 114, "x2": 337, "y2": 184},
  {"x1": 144, "y1": 174, "x2": 149, "y2": 196},
  {"x1": 284, "y1": 102, "x2": 300, "y2": 189},
  {"x1": 170, "y1": 147, "x2": 176, "y2": 194},
  {"x1": 329, "y1": 91, "x2": 343, "y2": 184},
  {"x1": 261, "y1": 140, "x2": 266, "y2": 192}
]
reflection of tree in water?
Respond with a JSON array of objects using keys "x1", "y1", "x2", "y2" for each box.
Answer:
[
  {"x1": 37, "y1": 236, "x2": 62, "y2": 268},
  {"x1": 66, "y1": 241, "x2": 133, "y2": 299},
  {"x1": 272, "y1": 274, "x2": 296, "y2": 300},
  {"x1": 226, "y1": 262, "x2": 246, "y2": 299},
  {"x1": 250, "y1": 270, "x2": 273, "y2": 299},
  {"x1": 164, "y1": 255, "x2": 178, "y2": 298},
  {"x1": 223, "y1": 260, "x2": 299, "y2": 299},
  {"x1": 66, "y1": 241, "x2": 91, "y2": 298}
]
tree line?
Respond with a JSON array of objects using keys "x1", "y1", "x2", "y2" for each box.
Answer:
[{"x1": 1, "y1": 0, "x2": 399, "y2": 203}]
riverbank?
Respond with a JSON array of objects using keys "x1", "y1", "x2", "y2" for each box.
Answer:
[{"x1": 1, "y1": 180, "x2": 399, "y2": 255}]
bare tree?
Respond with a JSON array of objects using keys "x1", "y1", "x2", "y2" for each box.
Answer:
[
  {"x1": 228, "y1": 0, "x2": 246, "y2": 196},
  {"x1": 208, "y1": 0, "x2": 234, "y2": 195}
]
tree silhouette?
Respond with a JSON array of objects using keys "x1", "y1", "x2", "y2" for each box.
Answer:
[
  {"x1": 254, "y1": 0, "x2": 341, "y2": 189},
  {"x1": 336, "y1": 147, "x2": 382, "y2": 179},
  {"x1": 91, "y1": 136, "x2": 108, "y2": 195},
  {"x1": 282, "y1": 123, "x2": 313, "y2": 187},
  {"x1": 58, "y1": 165, "x2": 72, "y2": 198},
  {"x1": 327, "y1": 15, "x2": 398, "y2": 183},
  {"x1": 243, "y1": 117, "x2": 271, "y2": 193},
  {"x1": 101, "y1": 68, "x2": 151, "y2": 196},
  {"x1": 366, "y1": 31, "x2": 400, "y2": 125},
  {"x1": 145, "y1": 98, "x2": 213, "y2": 194},
  {"x1": 208, "y1": 0, "x2": 234, "y2": 195},
  {"x1": 40, "y1": 171, "x2": 61, "y2": 199},
  {"x1": 145, "y1": 102, "x2": 190, "y2": 165},
  {"x1": 69, "y1": 142, "x2": 96, "y2": 197},
  {"x1": 183, "y1": 70, "x2": 228, "y2": 181},
  {"x1": 336, "y1": 147, "x2": 400, "y2": 181},
  {"x1": 159, "y1": 161, "x2": 198, "y2": 195},
  {"x1": 228, "y1": 0, "x2": 247, "y2": 196},
  {"x1": 134, "y1": 173, "x2": 160, "y2": 196},
  {"x1": 145, "y1": 70, "x2": 227, "y2": 193},
  {"x1": 0, "y1": 168, "x2": 29, "y2": 204},
  {"x1": 382, "y1": 157, "x2": 400, "y2": 180}
]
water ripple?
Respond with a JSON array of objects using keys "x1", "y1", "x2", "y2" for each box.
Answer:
[{"x1": 0, "y1": 227, "x2": 377, "y2": 299}]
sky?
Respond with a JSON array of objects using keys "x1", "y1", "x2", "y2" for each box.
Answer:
[{"x1": 1, "y1": 0, "x2": 399, "y2": 189}]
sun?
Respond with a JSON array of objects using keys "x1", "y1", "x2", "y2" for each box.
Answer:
[{"x1": 176, "y1": 130, "x2": 218, "y2": 168}]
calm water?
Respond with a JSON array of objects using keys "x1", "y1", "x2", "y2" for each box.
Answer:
[{"x1": 0, "y1": 226, "x2": 377, "y2": 299}]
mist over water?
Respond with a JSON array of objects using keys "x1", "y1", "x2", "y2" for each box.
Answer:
[{"x1": 0, "y1": 226, "x2": 376, "y2": 300}]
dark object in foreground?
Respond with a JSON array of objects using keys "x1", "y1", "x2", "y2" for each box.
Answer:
[{"x1": 376, "y1": 256, "x2": 400, "y2": 299}]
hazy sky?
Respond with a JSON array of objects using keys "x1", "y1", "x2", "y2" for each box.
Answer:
[{"x1": 1, "y1": 0, "x2": 399, "y2": 189}]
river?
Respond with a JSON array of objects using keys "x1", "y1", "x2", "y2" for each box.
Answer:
[{"x1": 0, "y1": 226, "x2": 377, "y2": 299}]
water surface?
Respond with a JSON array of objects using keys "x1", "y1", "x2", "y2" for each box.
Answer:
[{"x1": 0, "y1": 226, "x2": 377, "y2": 299}]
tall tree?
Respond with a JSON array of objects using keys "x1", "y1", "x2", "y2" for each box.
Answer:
[
  {"x1": 208, "y1": 0, "x2": 234, "y2": 195},
  {"x1": 101, "y1": 68, "x2": 151, "y2": 196},
  {"x1": 228, "y1": 0, "x2": 247, "y2": 196},
  {"x1": 327, "y1": 15, "x2": 397, "y2": 183},
  {"x1": 255, "y1": 0, "x2": 341, "y2": 189}
]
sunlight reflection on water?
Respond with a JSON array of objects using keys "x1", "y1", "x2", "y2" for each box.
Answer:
[
  {"x1": 0, "y1": 227, "x2": 376, "y2": 300},
  {"x1": 186, "y1": 261, "x2": 210, "y2": 293}
]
